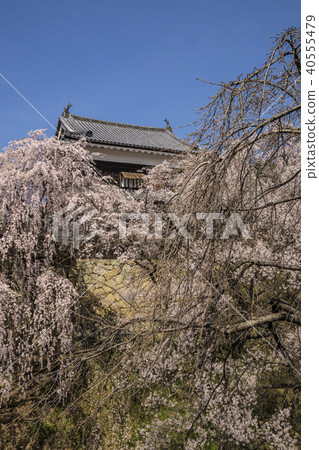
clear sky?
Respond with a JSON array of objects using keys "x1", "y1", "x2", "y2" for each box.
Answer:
[{"x1": 0, "y1": 0, "x2": 300, "y2": 149}]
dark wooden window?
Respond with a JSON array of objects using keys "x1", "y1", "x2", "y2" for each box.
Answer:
[{"x1": 120, "y1": 172, "x2": 143, "y2": 189}]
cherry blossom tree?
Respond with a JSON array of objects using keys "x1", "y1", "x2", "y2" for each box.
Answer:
[
  {"x1": 98, "y1": 27, "x2": 301, "y2": 448},
  {"x1": 0, "y1": 131, "x2": 138, "y2": 445}
]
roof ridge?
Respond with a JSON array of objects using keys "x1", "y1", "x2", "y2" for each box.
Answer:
[{"x1": 63, "y1": 114, "x2": 171, "y2": 132}]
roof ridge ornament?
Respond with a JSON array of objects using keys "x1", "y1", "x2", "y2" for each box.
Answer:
[
  {"x1": 62, "y1": 103, "x2": 72, "y2": 117},
  {"x1": 164, "y1": 118, "x2": 172, "y2": 132}
]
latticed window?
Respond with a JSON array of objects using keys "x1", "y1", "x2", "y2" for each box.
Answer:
[{"x1": 120, "y1": 172, "x2": 143, "y2": 189}]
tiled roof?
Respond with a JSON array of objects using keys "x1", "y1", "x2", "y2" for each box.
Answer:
[{"x1": 57, "y1": 114, "x2": 190, "y2": 153}]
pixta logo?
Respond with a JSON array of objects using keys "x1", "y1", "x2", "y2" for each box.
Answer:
[
  {"x1": 52, "y1": 202, "x2": 98, "y2": 249},
  {"x1": 119, "y1": 212, "x2": 251, "y2": 240}
]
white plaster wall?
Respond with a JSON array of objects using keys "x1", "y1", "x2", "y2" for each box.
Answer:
[{"x1": 85, "y1": 144, "x2": 176, "y2": 167}]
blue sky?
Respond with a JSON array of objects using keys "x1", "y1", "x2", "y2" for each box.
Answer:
[{"x1": 0, "y1": 0, "x2": 300, "y2": 149}]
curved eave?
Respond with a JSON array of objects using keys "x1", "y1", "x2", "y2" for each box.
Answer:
[{"x1": 85, "y1": 141, "x2": 183, "y2": 157}]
